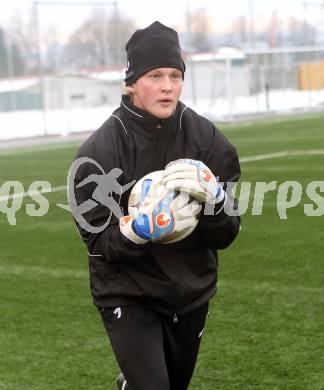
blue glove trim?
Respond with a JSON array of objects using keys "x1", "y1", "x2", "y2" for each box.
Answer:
[
  {"x1": 132, "y1": 213, "x2": 151, "y2": 240},
  {"x1": 151, "y1": 192, "x2": 176, "y2": 240},
  {"x1": 141, "y1": 179, "x2": 152, "y2": 201}
]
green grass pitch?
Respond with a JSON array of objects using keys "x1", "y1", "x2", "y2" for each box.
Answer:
[{"x1": 0, "y1": 113, "x2": 323, "y2": 389}]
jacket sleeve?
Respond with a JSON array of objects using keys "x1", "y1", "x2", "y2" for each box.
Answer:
[
  {"x1": 70, "y1": 148, "x2": 147, "y2": 263},
  {"x1": 195, "y1": 125, "x2": 241, "y2": 250}
]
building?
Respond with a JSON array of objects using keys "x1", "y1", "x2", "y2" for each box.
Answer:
[{"x1": 0, "y1": 73, "x2": 124, "y2": 113}]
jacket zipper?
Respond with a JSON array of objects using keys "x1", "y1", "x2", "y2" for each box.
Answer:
[{"x1": 173, "y1": 313, "x2": 179, "y2": 323}]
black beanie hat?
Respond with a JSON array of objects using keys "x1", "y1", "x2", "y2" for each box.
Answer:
[{"x1": 125, "y1": 21, "x2": 186, "y2": 86}]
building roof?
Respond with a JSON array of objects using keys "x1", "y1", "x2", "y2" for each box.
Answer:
[
  {"x1": 0, "y1": 77, "x2": 38, "y2": 93},
  {"x1": 187, "y1": 47, "x2": 245, "y2": 62}
]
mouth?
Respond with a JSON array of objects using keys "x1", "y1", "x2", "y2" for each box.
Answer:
[{"x1": 158, "y1": 99, "x2": 173, "y2": 106}]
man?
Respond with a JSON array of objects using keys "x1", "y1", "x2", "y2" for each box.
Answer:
[{"x1": 71, "y1": 21, "x2": 241, "y2": 390}]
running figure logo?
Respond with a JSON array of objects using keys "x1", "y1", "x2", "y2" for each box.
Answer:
[{"x1": 68, "y1": 157, "x2": 135, "y2": 233}]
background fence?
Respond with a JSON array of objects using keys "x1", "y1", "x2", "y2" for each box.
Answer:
[
  {"x1": 1, "y1": 46, "x2": 324, "y2": 140},
  {"x1": 181, "y1": 46, "x2": 324, "y2": 120}
]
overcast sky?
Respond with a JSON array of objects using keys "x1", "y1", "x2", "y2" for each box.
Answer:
[{"x1": 1, "y1": 0, "x2": 324, "y2": 38}]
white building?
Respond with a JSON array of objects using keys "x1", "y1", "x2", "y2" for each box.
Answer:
[{"x1": 0, "y1": 73, "x2": 124, "y2": 113}]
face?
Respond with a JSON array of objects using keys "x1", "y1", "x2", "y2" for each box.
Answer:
[{"x1": 126, "y1": 68, "x2": 183, "y2": 119}]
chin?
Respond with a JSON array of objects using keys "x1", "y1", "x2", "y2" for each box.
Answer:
[
  {"x1": 154, "y1": 107, "x2": 175, "y2": 119},
  {"x1": 156, "y1": 113, "x2": 172, "y2": 119}
]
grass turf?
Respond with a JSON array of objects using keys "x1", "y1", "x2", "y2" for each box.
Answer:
[{"x1": 0, "y1": 113, "x2": 323, "y2": 389}]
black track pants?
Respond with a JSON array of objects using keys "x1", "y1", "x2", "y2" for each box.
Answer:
[{"x1": 100, "y1": 302, "x2": 209, "y2": 390}]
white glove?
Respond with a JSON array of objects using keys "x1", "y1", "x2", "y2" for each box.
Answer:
[
  {"x1": 119, "y1": 215, "x2": 149, "y2": 244},
  {"x1": 163, "y1": 159, "x2": 225, "y2": 204},
  {"x1": 120, "y1": 190, "x2": 200, "y2": 244}
]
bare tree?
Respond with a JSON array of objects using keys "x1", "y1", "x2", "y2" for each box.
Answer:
[
  {"x1": 42, "y1": 27, "x2": 63, "y2": 72},
  {"x1": 231, "y1": 16, "x2": 248, "y2": 45},
  {"x1": 63, "y1": 9, "x2": 136, "y2": 69},
  {"x1": 287, "y1": 17, "x2": 317, "y2": 46},
  {"x1": 0, "y1": 27, "x2": 25, "y2": 78},
  {"x1": 8, "y1": 9, "x2": 38, "y2": 74},
  {"x1": 188, "y1": 8, "x2": 213, "y2": 52}
]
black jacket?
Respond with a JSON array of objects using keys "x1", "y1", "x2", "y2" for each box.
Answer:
[{"x1": 72, "y1": 95, "x2": 241, "y2": 317}]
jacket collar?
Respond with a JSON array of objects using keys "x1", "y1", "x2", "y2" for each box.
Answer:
[{"x1": 120, "y1": 94, "x2": 183, "y2": 138}]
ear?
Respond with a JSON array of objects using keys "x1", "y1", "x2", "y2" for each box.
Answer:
[{"x1": 126, "y1": 84, "x2": 136, "y2": 94}]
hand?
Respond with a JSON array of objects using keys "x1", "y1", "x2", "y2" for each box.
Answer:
[
  {"x1": 120, "y1": 191, "x2": 201, "y2": 244},
  {"x1": 119, "y1": 214, "x2": 149, "y2": 244},
  {"x1": 163, "y1": 159, "x2": 225, "y2": 204}
]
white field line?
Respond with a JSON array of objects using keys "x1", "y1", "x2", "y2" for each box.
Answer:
[
  {"x1": 2, "y1": 263, "x2": 322, "y2": 291},
  {"x1": 1, "y1": 149, "x2": 324, "y2": 203},
  {"x1": 0, "y1": 264, "x2": 88, "y2": 279},
  {"x1": 219, "y1": 279, "x2": 323, "y2": 294},
  {"x1": 240, "y1": 149, "x2": 324, "y2": 163}
]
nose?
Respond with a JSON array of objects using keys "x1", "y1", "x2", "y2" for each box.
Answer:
[{"x1": 161, "y1": 76, "x2": 172, "y2": 93}]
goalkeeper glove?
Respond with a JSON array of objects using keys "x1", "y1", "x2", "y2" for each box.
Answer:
[
  {"x1": 120, "y1": 190, "x2": 200, "y2": 244},
  {"x1": 163, "y1": 159, "x2": 225, "y2": 204},
  {"x1": 119, "y1": 214, "x2": 149, "y2": 244}
]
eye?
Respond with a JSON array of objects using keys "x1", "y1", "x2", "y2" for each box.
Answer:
[
  {"x1": 171, "y1": 73, "x2": 182, "y2": 80},
  {"x1": 149, "y1": 73, "x2": 161, "y2": 79}
]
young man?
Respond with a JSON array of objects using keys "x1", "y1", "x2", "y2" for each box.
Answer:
[{"x1": 71, "y1": 21, "x2": 241, "y2": 390}]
